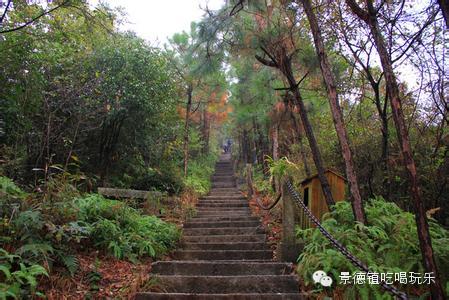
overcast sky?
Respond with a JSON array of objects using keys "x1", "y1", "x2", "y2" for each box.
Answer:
[
  {"x1": 88, "y1": 0, "x2": 423, "y2": 90},
  {"x1": 92, "y1": 0, "x2": 224, "y2": 46}
]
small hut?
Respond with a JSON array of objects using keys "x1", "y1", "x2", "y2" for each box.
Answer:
[{"x1": 298, "y1": 169, "x2": 346, "y2": 228}]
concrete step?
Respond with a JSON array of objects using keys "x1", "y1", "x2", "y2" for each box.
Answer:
[
  {"x1": 211, "y1": 174, "x2": 235, "y2": 181},
  {"x1": 194, "y1": 213, "x2": 252, "y2": 218},
  {"x1": 197, "y1": 203, "x2": 248, "y2": 208},
  {"x1": 173, "y1": 250, "x2": 272, "y2": 260},
  {"x1": 206, "y1": 194, "x2": 238, "y2": 198},
  {"x1": 197, "y1": 206, "x2": 249, "y2": 211},
  {"x1": 197, "y1": 202, "x2": 249, "y2": 208},
  {"x1": 183, "y1": 234, "x2": 266, "y2": 243},
  {"x1": 209, "y1": 187, "x2": 240, "y2": 191},
  {"x1": 183, "y1": 227, "x2": 263, "y2": 236},
  {"x1": 151, "y1": 261, "x2": 293, "y2": 275},
  {"x1": 184, "y1": 221, "x2": 260, "y2": 228},
  {"x1": 207, "y1": 193, "x2": 241, "y2": 197},
  {"x1": 200, "y1": 195, "x2": 244, "y2": 199},
  {"x1": 213, "y1": 179, "x2": 235, "y2": 183},
  {"x1": 183, "y1": 242, "x2": 269, "y2": 250},
  {"x1": 202, "y1": 196, "x2": 243, "y2": 200},
  {"x1": 208, "y1": 193, "x2": 240, "y2": 195},
  {"x1": 136, "y1": 293, "x2": 303, "y2": 299},
  {"x1": 197, "y1": 201, "x2": 248, "y2": 206},
  {"x1": 197, "y1": 206, "x2": 251, "y2": 214},
  {"x1": 211, "y1": 181, "x2": 235, "y2": 186},
  {"x1": 137, "y1": 156, "x2": 302, "y2": 298},
  {"x1": 195, "y1": 212, "x2": 251, "y2": 217},
  {"x1": 197, "y1": 207, "x2": 250, "y2": 211},
  {"x1": 195, "y1": 210, "x2": 251, "y2": 215},
  {"x1": 142, "y1": 275, "x2": 299, "y2": 293},
  {"x1": 212, "y1": 182, "x2": 236, "y2": 188},
  {"x1": 190, "y1": 216, "x2": 260, "y2": 222},
  {"x1": 200, "y1": 195, "x2": 244, "y2": 200},
  {"x1": 195, "y1": 209, "x2": 251, "y2": 214},
  {"x1": 211, "y1": 175, "x2": 235, "y2": 181}
]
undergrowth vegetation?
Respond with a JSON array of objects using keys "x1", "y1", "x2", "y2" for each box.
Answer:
[
  {"x1": 296, "y1": 199, "x2": 449, "y2": 299},
  {"x1": 76, "y1": 194, "x2": 180, "y2": 261},
  {"x1": 183, "y1": 153, "x2": 219, "y2": 196},
  {"x1": 0, "y1": 176, "x2": 180, "y2": 298}
]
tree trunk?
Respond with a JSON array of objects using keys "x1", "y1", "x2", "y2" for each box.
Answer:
[
  {"x1": 346, "y1": 0, "x2": 445, "y2": 297},
  {"x1": 272, "y1": 124, "x2": 279, "y2": 162},
  {"x1": 183, "y1": 85, "x2": 193, "y2": 177},
  {"x1": 242, "y1": 128, "x2": 250, "y2": 164},
  {"x1": 202, "y1": 102, "x2": 210, "y2": 155},
  {"x1": 438, "y1": 0, "x2": 449, "y2": 28},
  {"x1": 98, "y1": 114, "x2": 125, "y2": 185},
  {"x1": 279, "y1": 52, "x2": 335, "y2": 208},
  {"x1": 301, "y1": 0, "x2": 366, "y2": 224},
  {"x1": 255, "y1": 47, "x2": 335, "y2": 208},
  {"x1": 290, "y1": 111, "x2": 311, "y2": 177},
  {"x1": 255, "y1": 120, "x2": 270, "y2": 174},
  {"x1": 238, "y1": 132, "x2": 244, "y2": 163},
  {"x1": 291, "y1": 87, "x2": 335, "y2": 208},
  {"x1": 374, "y1": 84, "x2": 389, "y2": 165},
  {"x1": 251, "y1": 125, "x2": 258, "y2": 164},
  {"x1": 272, "y1": 123, "x2": 280, "y2": 192},
  {"x1": 246, "y1": 163, "x2": 254, "y2": 198},
  {"x1": 253, "y1": 118, "x2": 263, "y2": 165}
]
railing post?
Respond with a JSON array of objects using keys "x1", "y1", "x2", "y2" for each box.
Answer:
[{"x1": 278, "y1": 178, "x2": 303, "y2": 262}]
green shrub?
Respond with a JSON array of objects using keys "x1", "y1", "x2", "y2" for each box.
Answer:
[
  {"x1": 0, "y1": 248, "x2": 48, "y2": 299},
  {"x1": 0, "y1": 176, "x2": 27, "y2": 198},
  {"x1": 1, "y1": 176, "x2": 27, "y2": 228},
  {"x1": 251, "y1": 165, "x2": 273, "y2": 195},
  {"x1": 1, "y1": 176, "x2": 180, "y2": 278},
  {"x1": 184, "y1": 154, "x2": 218, "y2": 196},
  {"x1": 75, "y1": 194, "x2": 180, "y2": 261},
  {"x1": 133, "y1": 163, "x2": 184, "y2": 194},
  {"x1": 296, "y1": 197, "x2": 449, "y2": 298}
]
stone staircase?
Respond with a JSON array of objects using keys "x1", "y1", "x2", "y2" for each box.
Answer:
[{"x1": 136, "y1": 155, "x2": 302, "y2": 299}]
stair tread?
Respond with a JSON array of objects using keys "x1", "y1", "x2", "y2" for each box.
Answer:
[
  {"x1": 145, "y1": 275, "x2": 299, "y2": 293},
  {"x1": 140, "y1": 156, "x2": 300, "y2": 297},
  {"x1": 135, "y1": 293, "x2": 303, "y2": 300},
  {"x1": 153, "y1": 260, "x2": 290, "y2": 265}
]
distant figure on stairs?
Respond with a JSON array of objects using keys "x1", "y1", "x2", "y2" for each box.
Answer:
[{"x1": 223, "y1": 138, "x2": 232, "y2": 153}]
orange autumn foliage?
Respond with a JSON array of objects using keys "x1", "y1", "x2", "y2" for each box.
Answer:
[{"x1": 177, "y1": 90, "x2": 230, "y2": 126}]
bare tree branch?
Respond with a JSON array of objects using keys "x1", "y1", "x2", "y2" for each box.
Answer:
[
  {"x1": 345, "y1": 0, "x2": 369, "y2": 23},
  {"x1": 0, "y1": 0, "x2": 12, "y2": 25},
  {"x1": 255, "y1": 54, "x2": 277, "y2": 67},
  {"x1": 0, "y1": 1, "x2": 69, "y2": 34}
]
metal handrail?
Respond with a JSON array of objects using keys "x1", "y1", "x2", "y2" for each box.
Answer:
[
  {"x1": 253, "y1": 192, "x2": 282, "y2": 210},
  {"x1": 285, "y1": 179, "x2": 408, "y2": 299}
]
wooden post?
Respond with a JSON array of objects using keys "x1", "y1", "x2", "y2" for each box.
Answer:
[
  {"x1": 246, "y1": 163, "x2": 254, "y2": 198},
  {"x1": 278, "y1": 179, "x2": 303, "y2": 262}
]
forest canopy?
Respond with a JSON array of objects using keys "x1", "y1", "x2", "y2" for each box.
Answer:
[{"x1": 0, "y1": 0, "x2": 448, "y2": 299}]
